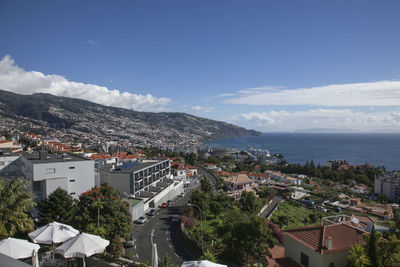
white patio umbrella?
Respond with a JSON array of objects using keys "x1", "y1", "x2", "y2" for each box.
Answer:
[
  {"x1": 0, "y1": 237, "x2": 40, "y2": 259},
  {"x1": 54, "y1": 233, "x2": 109, "y2": 267},
  {"x1": 29, "y1": 221, "x2": 79, "y2": 245},
  {"x1": 181, "y1": 260, "x2": 227, "y2": 267},
  {"x1": 152, "y1": 243, "x2": 158, "y2": 267}
]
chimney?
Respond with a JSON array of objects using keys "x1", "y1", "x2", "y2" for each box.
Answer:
[{"x1": 325, "y1": 236, "x2": 332, "y2": 250}]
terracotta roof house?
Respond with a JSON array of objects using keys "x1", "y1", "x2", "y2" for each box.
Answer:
[
  {"x1": 284, "y1": 222, "x2": 368, "y2": 267},
  {"x1": 223, "y1": 173, "x2": 254, "y2": 191}
]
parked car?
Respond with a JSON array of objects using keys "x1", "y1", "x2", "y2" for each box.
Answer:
[
  {"x1": 179, "y1": 192, "x2": 185, "y2": 197},
  {"x1": 161, "y1": 202, "x2": 168, "y2": 208},
  {"x1": 167, "y1": 200, "x2": 172, "y2": 205},
  {"x1": 170, "y1": 214, "x2": 180, "y2": 222},
  {"x1": 125, "y1": 237, "x2": 135, "y2": 247},
  {"x1": 318, "y1": 206, "x2": 327, "y2": 212},
  {"x1": 147, "y1": 209, "x2": 156, "y2": 216},
  {"x1": 134, "y1": 216, "x2": 148, "y2": 224}
]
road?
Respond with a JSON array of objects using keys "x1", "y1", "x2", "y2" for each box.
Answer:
[
  {"x1": 260, "y1": 196, "x2": 283, "y2": 218},
  {"x1": 127, "y1": 188, "x2": 198, "y2": 264},
  {"x1": 196, "y1": 164, "x2": 217, "y2": 192}
]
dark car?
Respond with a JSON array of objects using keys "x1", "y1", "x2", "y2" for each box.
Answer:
[{"x1": 147, "y1": 209, "x2": 156, "y2": 216}]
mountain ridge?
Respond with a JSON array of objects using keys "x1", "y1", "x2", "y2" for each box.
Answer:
[{"x1": 0, "y1": 90, "x2": 260, "y2": 147}]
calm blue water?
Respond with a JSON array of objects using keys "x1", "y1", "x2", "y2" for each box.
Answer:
[{"x1": 207, "y1": 133, "x2": 400, "y2": 171}]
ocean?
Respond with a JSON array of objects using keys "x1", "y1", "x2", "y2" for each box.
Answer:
[{"x1": 206, "y1": 133, "x2": 400, "y2": 171}]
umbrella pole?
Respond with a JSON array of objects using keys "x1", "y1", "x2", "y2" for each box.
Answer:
[{"x1": 83, "y1": 256, "x2": 86, "y2": 267}]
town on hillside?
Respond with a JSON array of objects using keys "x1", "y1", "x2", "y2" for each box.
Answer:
[{"x1": 0, "y1": 130, "x2": 399, "y2": 267}]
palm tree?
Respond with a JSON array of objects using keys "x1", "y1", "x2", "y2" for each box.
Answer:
[
  {"x1": 92, "y1": 196, "x2": 105, "y2": 229},
  {"x1": 345, "y1": 244, "x2": 371, "y2": 267},
  {"x1": 0, "y1": 178, "x2": 36, "y2": 239}
]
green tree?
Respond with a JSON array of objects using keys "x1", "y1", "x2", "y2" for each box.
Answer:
[
  {"x1": 367, "y1": 226, "x2": 378, "y2": 267},
  {"x1": 38, "y1": 188, "x2": 76, "y2": 225},
  {"x1": 222, "y1": 214, "x2": 277, "y2": 265},
  {"x1": 200, "y1": 178, "x2": 214, "y2": 195},
  {"x1": 2, "y1": 131, "x2": 12, "y2": 141},
  {"x1": 74, "y1": 185, "x2": 132, "y2": 256},
  {"x1": 364, "y1": 232, "x2": 400, "y2": 267},
  {"x1": 0, "y1": 178, "x2": 35, "y2": 239},
  {"x1": 200, "y1": 249, "x2": 218, "y2": 262},
  {"x1": 257, "y1": 186, "x2": 275, "y2": 200},
  {"x1": 239, "y1": 191, "x2": 262, "y2": 215},
  {"x1": 345, "y1": 244, "x2": 371, "y2": 267},
  {"x1": 209, "y1": 201, "x2": 224, "y2": 217}
]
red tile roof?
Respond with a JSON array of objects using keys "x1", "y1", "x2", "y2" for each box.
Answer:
[
  {"x1": 185, "y1": 165, "x2": 197, "y2": 170},
  {"x1": 284, "y1": 223, "x2": 367, "y2": 255},
  {"x1": 0, "y1": 140, "x2": 12, "y2": 144},
  {"x1": 88, "y1": 153, "x2": 112, "y2": 160}
]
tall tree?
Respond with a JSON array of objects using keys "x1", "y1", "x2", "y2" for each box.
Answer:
[
  {"x1": 345, "y1": 244, "x2": 371, "y2": 267},
  {"x1": 221, "y1": 213, "x2": 277, "y2": 265},
  {"x1": 257, "y1": 186, "x2": 275, "y2": 200},
  {"x1": 0, "y1": 178, "x2": 35, "y2": 239},
  {"x1": 239, "y1": 191, "x2": 262, "y2": 215},
  {"x1": 37, "y1": 188, "x2": 76, "y2": 225},
  {"x1": 74, "y1": 184, "x2": 132, "y2": 256},
  {"x1": 367, "y1": 226, "x2": 378, "y2": 267},
  {"x1": 200, "y1": 178, "x2": 214, "y2": 195}
]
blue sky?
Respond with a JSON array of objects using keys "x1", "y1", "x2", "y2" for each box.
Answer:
[{"x1": 1, "y1": 0, "x2": 400, "y2": 132}]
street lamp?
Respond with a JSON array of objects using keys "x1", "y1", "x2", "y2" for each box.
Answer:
[{"x1": 187, "y1": 203, "x2": 204, "y2": 253}]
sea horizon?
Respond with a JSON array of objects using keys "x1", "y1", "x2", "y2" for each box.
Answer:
[{"x1": 207, "y1": 132, "x2": 400, "y2": 171}]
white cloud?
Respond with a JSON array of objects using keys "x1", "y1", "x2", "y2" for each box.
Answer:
[
  {"x1": 0, "y1": 55, "x2": 171, "y2": 112},
  {"x1": 191, "y1": 105, "x2": 215, "y2": 113},
  {"x1": 224, "y1": 81, "x2": 400, "y2": 107},
  {"x1": 230, "y1": 109, "x2": 400, "y2": 132}
]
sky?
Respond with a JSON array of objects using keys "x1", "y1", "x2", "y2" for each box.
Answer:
[{"x1": 1, "y1": 0, "x2": 400, "y2": 133}]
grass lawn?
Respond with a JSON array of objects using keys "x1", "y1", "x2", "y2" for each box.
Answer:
[{"x1": 270, "y1": 200, "x2": 335, "y2": 230}]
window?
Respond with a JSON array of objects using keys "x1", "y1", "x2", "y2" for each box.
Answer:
[
  {"x1": 45, "y1": 168, "x2": 55, "y2": 174},
  {"x1": 69, "y1": 166, "x2": 75, "y2": 169},
  {"x1": 300, "y1": 252, "x2": 309, "y2": 267},
  {"x1": 69, "y1": 179, "x2": 75, "y2": 182},
  {"x1": 329, "y1": 263, "x2": 334, "y2": 267}
]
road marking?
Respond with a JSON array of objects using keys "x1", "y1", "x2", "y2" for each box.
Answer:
[{"x1": 151, "y1": 222, "x2": 159, "y2": 246}]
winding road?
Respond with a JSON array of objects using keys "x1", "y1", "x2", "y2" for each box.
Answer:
[{"x1": 127, "y1": 188, "x2": 199, "y2": 264}]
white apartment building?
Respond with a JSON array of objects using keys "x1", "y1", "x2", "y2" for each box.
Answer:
[
  {"x1": 21, "y1": 151, "x2": 95, "y2": 201},
  {"x1": 100, "y1": 159, "x2": 183, "y2": 211},
  {"x1": 374, "y1": 172, "x2": 400, "y2": 203}
]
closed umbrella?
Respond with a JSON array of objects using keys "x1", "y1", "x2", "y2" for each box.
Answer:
[
  {"x1": 152, "y1": 243, "x2": 158, "y2": 267},
  {"x1": 0, "y1": 237, "x2": 40, "y2": 259},
  {"x1": 31, "y1": 250, "x2": 39, "y2": 267},
  {"x1": 29, "y1": 221, "x2": 79, "y2": 245},
  {"x1": 54, "y1": 233, "x2": 109, "y2": 267}
]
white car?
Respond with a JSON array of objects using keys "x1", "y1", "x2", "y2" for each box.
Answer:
[
  {"x1": 134, "y1": 216, "x2": 148, "y2": 224},
  {"x1": 179, "y1": 192, "x2": 185, "y2": 197},
  {"x1": 125, "y1": 237, "x2": 135, "y2": 247}
]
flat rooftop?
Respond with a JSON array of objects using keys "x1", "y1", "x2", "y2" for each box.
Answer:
[
  {"x1": 23, "y1": 151, "x2": 88, "y2": 163},
  {"x1": 104, "y1": 160, "x2": 168, "y2": 173},
  {"x1": 123, "y1": 197, "x2": 142, "y2": 206}
]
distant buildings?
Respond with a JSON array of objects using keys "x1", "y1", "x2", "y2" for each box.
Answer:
[
  {"x1": 325, "y1": 160, "x2": 349, "y2": 170},
  {"x1": 374, "y1": 172, "x2": 400, "y2": 203}
]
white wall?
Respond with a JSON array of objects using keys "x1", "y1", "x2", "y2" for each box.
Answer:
[
  {"x1": 28, "y1": 159, "x2": 95, "y2": 200},
  {"x1": 284, "y1": 234, "x2": 347, "y2": 267}
]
